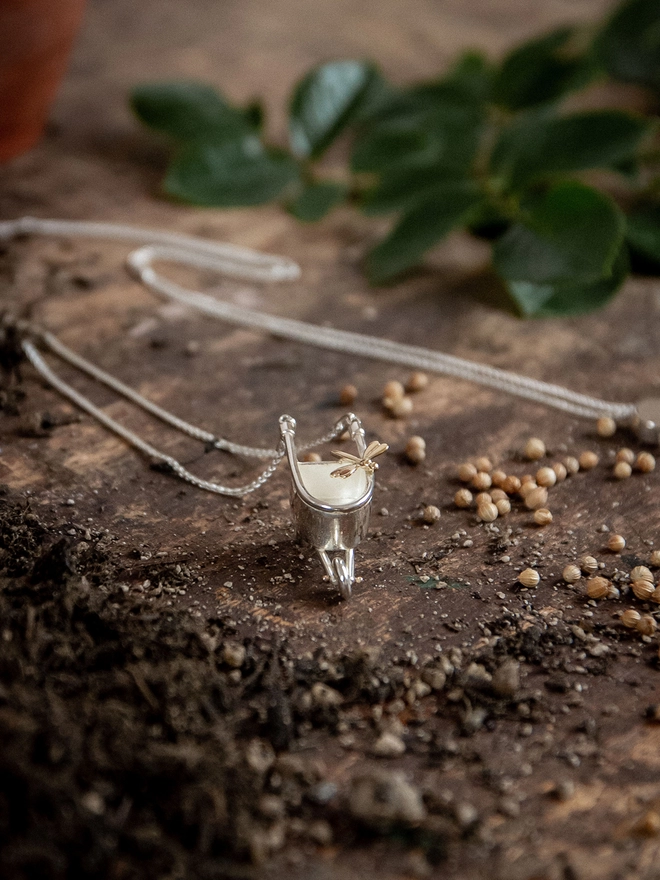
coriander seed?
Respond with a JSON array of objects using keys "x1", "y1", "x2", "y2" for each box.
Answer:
[
  {"x1": 518, "y1": 568, "x2": 539, "y2": 588},
  {"x1": 613, "y1": 461, "x2": 632, "y2": 480},
  {"x1": 475, "y1": 492, "x2": 492, "y2": 505},
  {"x1": 382, "y1": 380, "x2": 405, "y2": 403},
  {"x1": 524, "y1": 437, "x2": 546, "y2": 461},
  {"x1": 458, "y1": 462, "x2": 477, "y2": 483},
  {"x1": 471, "y1": 471, "x2": 492, "y2": 491},
  {"x1": 477, "y1": 501, "x2": 498, "y2": 523},
  {"x1": 621, "y1": 608, "x2": 641, "y2": 628},
  {"x1": 491, "y1": 469, "x2": 507, "y2": 487},
  {"x1": 302, "y1": 451, "x2": 322, "y2": 462},
  {"x1": 490, "y1": 488, "x2": 507, "y2": 502},
  {"x1": 562, "y1": 564, "x2": 581, "y2": 584},
  {"x1": 631, "y1": 565, "x2": 653, "y2": 583},
  {"x1": 650, "y1": 550, "x2": 660, "y2": 566},
  {"x1": 607, "y1": 534, "x2": 626, "y2": 552},
  {"x1": 586, "y1": 576, "x2": 610, "y2": 599},
  {"x1": 387, "y1": 396, "x2": 413, "y2": 418},
  {"x1": 524, "y1": 486, "x2": 548, "y2": 510},
  {"x1": 339, "y1": 383, "x2": 358, "y2": 405},
  {"x1": 454, "y1": 488, "x2": 473, "y2": 508},
  {"x1": 501, "y1": 475, "x2": 521, "y2": 494},
  {"x1": 580, "y1": 555, "x2": 598, "y2": 575},
  {"x1": 533, "y1": 507, "x2": 553, "y2": 525},
  {"x1": 636, "y1": 615, "x2": 657, "y2": 636},
  {"x1": 615, "y1": 448, "x2": 635, "y2": 464},
  {"x1": 635, "y1": 451, "x2": 656, "y2": 473},
  {"x1": 563, "y1": 456, "x2": 579, "y2": 475},
  {"x1": 536, "y1": 466, "x2": 557, "y2": 488},
  {"x1": 552, "y1": 462, "x2": 567, "y2": 482},
  {"x1": 405, "y1": 371, "x2": 429, "y2": 392},
  {"x1": 475, "y1": 456, "x2": 493, "y2": 473},
  {"x1": 519, "y1": 480, "x2": 538, "y2": 498},
  {"x1": 495, "y1": 498, "x2": 511, "y2": 516},
  {"x1": 650, "y1": 587, "x2": 660, "y2": 604},
  {"x1": 596, "y1": 416, "x2": 616, "y2": 437},
  {"x1": 422, "y1": 505, "x2": 441, "y2": 524},
  {"x1": 405, "y1": 436, "x2": 426, "y2": 464},
  {"x1": 579, "y1": 451, "x2": 599, "y2": 470},
  {"x1": 632, "y1": 580, "x2": 655, "y2": 601}
]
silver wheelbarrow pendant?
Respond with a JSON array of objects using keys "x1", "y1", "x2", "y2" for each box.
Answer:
[{"x1": 279, "y1": 413, "x2": 385, "y2": 600}]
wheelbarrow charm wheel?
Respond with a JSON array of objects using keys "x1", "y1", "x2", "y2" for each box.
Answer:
[{"x1": 280, "y1": 414, "x2": 385, "y2": 600}]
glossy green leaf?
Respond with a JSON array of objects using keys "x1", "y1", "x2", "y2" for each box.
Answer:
[
  {"x1": 492, "y1": 27, "x2": 595, "y2": 110},
  {"x1": 131, "y1": 81, "x2": 257, "y2": 143},
  {"x1": 626, "y1": 203, "x2": 660, "y2": 266},
  {"x1": 164, "y1": 139, "x2": 299, "y2": 207},
  {"x1": 367, "y1": 183, "x2": 483, "y2": 283},
  {"x1": 289, "y1": 60, "x2": 376, "y2": 159},
  {"x1": 444, "y1": 50, "x2": 494, "y2": 102},
  {"x1": 351, "y1": 126, "x2": 430, "y2": 174},
  {"x1": 288, "y1": 181, "x2": 347, "y2": 222},
  {"x1": 491, "y1": 109, "x2": 650, "y2": 189},
  {"x1": 361, "y1": 167, "x2": 469, "y2": 215},
  {"x1": 493, "y1": 181, "x2": 625, "y2": 285},
  {"x1": 505, "y1": 243, "x2": 629, "y2": 316},
  {"x1": 595, "y1": 0, "x2": 660, "y2": 91}
]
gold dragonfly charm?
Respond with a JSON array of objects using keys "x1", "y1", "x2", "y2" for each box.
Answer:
[{"x1": 330, "y1": 440, "x2": 389, "y2": 479}]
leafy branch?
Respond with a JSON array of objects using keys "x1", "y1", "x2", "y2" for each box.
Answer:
[{"x1": 131, "y1": 0, "x2": 660, "y2": 317}]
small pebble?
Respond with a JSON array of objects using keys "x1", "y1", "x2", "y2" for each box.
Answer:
[
  {"x1": 596, "y1": 416, "x2": 616, "y2": 437},
  {"x1": 373, "y1": 732, "x2": 406, "y2": 757},
  {"x1": 524, "y1": 437, "x2": 546, "y2": 461}
]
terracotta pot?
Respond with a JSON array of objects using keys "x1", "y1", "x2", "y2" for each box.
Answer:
[{"x1": 0, "y1": 0, "x2": 87, "y2": 163}]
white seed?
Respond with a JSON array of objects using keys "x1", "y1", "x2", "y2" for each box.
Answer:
[
  {"x1": 636, "y1": 614, "x2": 657, "y2": 636},
  {"x1": 631, "y1": 565, "x2": 653, "y2": 583},
  {"x1": 621, "y1": 608, "x2": 641, "y2": 628},
  {"x1": 536, "y1": 467, "x2": 557, "y2": 488},
  {"x1": 501, "y1": 475, "x2": 521, "y2": 495},
  {"x1": 533, "y1": 508, "x2": 553, "y2": 526},
  {"x1": 339, "y1": 383, "x2": 358, "y2": 405},
  {"x1": 613, "y1": 461, "x2": 632, "y2": 480},
  {"x1": 579, "y1": 451, "x2": 599, "y2": 470},
  {"x1": 475, "y1": 492, "x2": 492, "y2": 505},
  {"x1": 552, "y1": 462, "x2": 567, "y2": 482},
  {"x1": 495, "y1": 498, "x2": 511, "y2": 516},
  {"x1": 405, "y1": 436, "x2": 426, "y2": 464},
  {"x1": 491, "y1": 469, "x2": 507, "y2": 487},
  {"x1": 632, "y1": 580, "x2": 655, "y2": 601},
  {"x1": 471, "y1": 471, "x2": 492, "y2": 491},
  {"x1": 382, "y1": 380, "x2": 405, "y2": 402},
  {"x1": 458, "y1": 462, "x2": 477, "y2": 483},
  {"x1": 563, "y1": 456, "x2": 580, "y2": 475},
  {"x1": 615, "y1": 448, "x2": 635, "y2": 464},
  {"x1": 524, "y1": 486, "x2": 548, "y2": 510},
  {"x1": 405, "y1": 371, "x2": 429, "y2": 393},
  {"x1": 490, "y1": 488, "x2": 507, "y2": 502},
  {"x1": 596, "y1": 416, "x2": 617, "y2": 437},
  {"x1": 635, "y1": 451, "x2": 656, "y2": 473},
  {"x1": 586, "y1": 576, "x2": 610, "y2": 599},
  {"x1": 607, "y1": 534, "x2": 626, "y2": 552},
  {"x1": 524, "y1": 438, "x2": 546, "y2": 461},
  {"x1": 562, "y1": 564, "x2": 581, "y2": 584},
  {"x1": 477, "y1": 501, "x2": 498, "y2": 523},
  {"x1": 518, "y1": 568, "x2": 539, "y2": 588},
  {"x1": 475, "y1": 456, "x2": 493, "y2": 473},
  {"x1": 580, "y1": 555, "x2": 598, "y2": 575},
  {"x1": 422, "y1": 505, "x2": 441, "y2": 524},
  {"x1": 454, "y1": 488, "x2": 473, "y2": 508},
  {"x1": 387, "y1": 396, "x2": 413, "y2": 418},
  {"x1": 519, "y1": 480, "x2": 538, "y2": 499}
]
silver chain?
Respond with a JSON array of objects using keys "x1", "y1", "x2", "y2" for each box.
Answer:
[{"x1": 2, "y1": 216, "x2": 639, "y2": 496}]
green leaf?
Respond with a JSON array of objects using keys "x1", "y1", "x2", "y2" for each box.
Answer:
[
  {"x1": 492, "y1": 27, "x2": 595, "y2": 110},
  {"x1": 595, "y1": 0, "x2": 660, "y2": 92},
  {"x1": 493, "y1": 181, "x2": 625, "y2": 286},
  {"x1": 444, "y1": 50, "x2": 494, "y2": 102},
  {"x1": 491, "y1": 109, "x2": 650, "y2": 190},
  {"x1": 626, "y1": 203, "x2": 660, "y2": 267},
  {"x1": 367, "y1": 183, "x2": 483, "y2": 283},
  {"x1": 351, "y1": 126, "x2": 430, "y2": 174},
  {"x1": 164, "y1": 139, "x2": 299, "y2": 207},
  {"x1": 131, "y1": 81, "x2": 257, "y2": 143},
  {"x1": 289, "y1": 60, "x2": 376, "y2": 159},
  {"x1": 288, "y1": 181, "x2": 347, "y2": 222},
  {"x1": 505, "y1": 243, "x2": 629, "y2": 317},
  {"x1": 361, "y1": 167, "x2": 469, "y2": 215}
]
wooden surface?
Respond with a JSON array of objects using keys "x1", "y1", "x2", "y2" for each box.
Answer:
[{"x1": 2, "y1": 0, "x2": 660, "y2": 877}]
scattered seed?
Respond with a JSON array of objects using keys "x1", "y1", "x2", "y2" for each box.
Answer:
[
  {"x1": 552, "y1": 462, "x2": 567, "y2": 482},
  {"x1": 533, "y1": 508, "x2": 553, "y2": 526},
  {"x1": 339, "y1": 383, "x2": 358, "y2": 406},
  {"x1": 477, "y1": 501, "x2": 498, "y2": 523},
  {"x1": 637, "y1": 615, "x2": 658, "y2": 636},
  {"x1": 636, "y1": 451, "x2": 656, "y2": 473},
  {"x1": 524, "y1": 486, "x2": 548, "y2": 510},
  {"x1": 471, "y1": 472, "x2": 492, "y2": 491},
  {"x1": 490, "y1": 469, "x2": 507, "y2": 487},
  {"x1": 475, "y1": 456, "x2": 493, "y2": 473},
  {"x1": 632, "y1": 580, "x2": 655, "y2": 601},
  {"x1": 631, "y1": 565, "x2": 653, "y2": 583},
  {"x1": 454, "y1": 488, "x2": 473, "y2": 508},
  {"x1": 536, "y1": 467, "x2": 557, "y2": 488},
  {"x1": 580, "y1": 555, "x2": 599, "y2": 575},
  {"x1": 422, "y1": 505, "x2": 441, "y2": 524},
  {"x1": 519, "y1": 481, "x2": 538, "y2": 499},
  {"x1": 495, "y1": 498, "x2": 511, "y2": 516},
  {"x1": 615, "y1": 448, "x2": 635, "y2": 464},
  {"x1": 579, "y1": 451, "x2": 599, "y2": 470},
  {"x1": 651, "y1": 587, "x2": 660, "y2": 604},
  {"x1": 621, "y1": 608, "x2": 642, "y2": 628},
  {"x1": 518, "y1": 568, "x2": 540, "y2": 588},
  {"x1": 563, "y1": 456, "x2": 580, "y2": 475},
  {"x1": 405, "y1": 371, "x2": 429, "y2": 393},
  {"x1": 520, "y1": 474, "x2": 535, "y2": 486},
  {"x1": 586, "y1": 576, "x2": 610, "y2": 599},
  {"x1": 490, "y1": 488, "x2": 507, "y2": 502},
  {"x1": 562, "y1": 564, "x2": 581, "y2": 584},
  {"x1": 387, "y1": 396, "x2": 413, "y2": 418},
  {"x1": 650, "y1": 550, "x2": 660, "y2": 567},
  {"x1": 501, "y1": 475, "x2": 521, "y2": 494},
  {"x1": 382, "y1": 380, "x2": 405, "y2": 402},
  {"x1": 596, "y1": 416, "x2": 617, "y2": 437},
  {"x1": 524, "y1": 438, "x2": 546, "y2": 461},
  {"x1": 302, "y1": 451, "x2": 322, "y2": 462},
  {"x1": 458, "y1": 462, "x2": 477, "y2": 483},
  {"x1": 607, "y1": 534, "x2": 626, "y2": 552},
  {"x1": 405, "y1": 436, "x2": 426, "y2": 464},
  {"x1": 606, "y1": 583, "x2": 620, "y2": 599},
  {"x1": 475, "y1": 492, "x2": 492, "y2": 505},
  {"x1": 613, "y1": 461, "x2": 632, "y2": 480}
]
